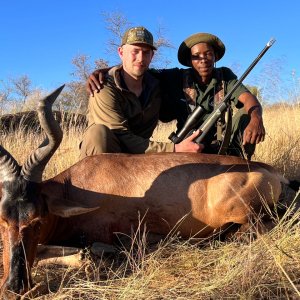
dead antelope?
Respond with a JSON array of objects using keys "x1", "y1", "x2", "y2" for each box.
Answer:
[{"x1": 0, "y1": 86, "x2": 299, "y2": 299}]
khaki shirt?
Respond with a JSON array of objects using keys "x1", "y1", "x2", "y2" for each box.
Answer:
[{"x1": 87, "y1": 65, "x2": 174, "y2": 153}]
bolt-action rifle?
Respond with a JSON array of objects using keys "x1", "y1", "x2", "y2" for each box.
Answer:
[{"x1": 168, "y1": 38, "x2": 276, "y2": 145}]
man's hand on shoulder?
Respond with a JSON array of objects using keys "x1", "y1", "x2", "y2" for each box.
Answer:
[{"x1": 86, "y1": 68, "x2": 111, "y2": 96}]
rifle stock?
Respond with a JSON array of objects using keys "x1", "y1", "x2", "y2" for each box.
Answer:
[{"x1": 168, "y1": 38, "x2": 276, "y2": 145}]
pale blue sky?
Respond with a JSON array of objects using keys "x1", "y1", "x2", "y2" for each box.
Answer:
[{"x1": 1, "y1": 0, "x2": 299, "y2": 99}]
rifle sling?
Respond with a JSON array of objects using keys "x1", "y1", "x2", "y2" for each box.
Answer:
[
  {"x1": 214, "y1": 69, "x2": 232, "y2": 154},
  {"x1": 218, "y1": 106, "x2": 232, "y2": 155}
]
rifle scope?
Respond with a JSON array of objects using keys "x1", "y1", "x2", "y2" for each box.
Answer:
[{"x1": 168, "y1": 105, "x2": 206, "y2": 144}]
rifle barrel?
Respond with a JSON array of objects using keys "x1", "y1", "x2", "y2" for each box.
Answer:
[
  {"x1": 234, "y1": 38, "x2": 276, "y2": 91},
  {"x1": 216, "y1": 38, "x2": 276, "y2": 105}
]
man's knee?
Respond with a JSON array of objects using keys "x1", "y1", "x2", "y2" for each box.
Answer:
[{"x1": 79, "y1": 124, "x2": 121, "y2": 159}]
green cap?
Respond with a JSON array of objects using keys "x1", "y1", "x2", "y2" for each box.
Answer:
[
  {"x1": 178, "y1": 32, "x2": 225, "y2": 67},
  {"x1": 121, "y1": 26, "x2": 157, "y2": 50}
]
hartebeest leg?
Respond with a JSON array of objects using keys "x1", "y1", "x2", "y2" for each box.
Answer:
[
  {"x1": 36, "y1": 243, "x2": 117, "y2": 267},
  {"x1": 36, "y1": 245, "x2": 85, "y2": 267}
]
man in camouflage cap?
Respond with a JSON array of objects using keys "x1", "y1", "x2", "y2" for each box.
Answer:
[
  {"x1": 80, "y1": 26, "x2": 201, "y2": 158},
  {"x1": 121, "y1": 26, "x2": 157, "y2": 50}
]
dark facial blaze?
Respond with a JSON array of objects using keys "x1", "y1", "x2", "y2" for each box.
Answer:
[{"x1": 0, "y1": 178, "x2": 44, "y2": 297}]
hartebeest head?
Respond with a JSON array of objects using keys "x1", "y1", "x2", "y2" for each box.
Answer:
[{"x1": 0, "y1": 85, "x2": 64, "y2": 299}]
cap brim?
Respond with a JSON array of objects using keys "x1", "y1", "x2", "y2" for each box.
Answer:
[{"x1": 124, "y1": 41, "x2": 157, "y2": 50}]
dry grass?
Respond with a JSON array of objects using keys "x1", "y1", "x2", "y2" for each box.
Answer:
[
  {"x1": 1, "y1": 104, "x2": 300, "y2": 299},
  {"x1": 255, "y1": 104, "x2": 300, "y2": 179}
]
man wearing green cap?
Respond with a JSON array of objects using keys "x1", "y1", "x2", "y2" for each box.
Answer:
[
  {"x1": 80, "y1": 26, "x2": 202, "y2": 159},
  {"x1": 158, "y1": 32, "x2": 265, "y2": 158},
  {"x1": 86, "y1": 32, "x2": 265, "y2": 159}
]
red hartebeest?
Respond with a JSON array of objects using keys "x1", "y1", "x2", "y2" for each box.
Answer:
[{"x1": 0, "y1": 86, "x2": 299, "y2": 299}]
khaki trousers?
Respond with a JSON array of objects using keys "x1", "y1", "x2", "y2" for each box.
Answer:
[{"x1": 79, "y1": 124, "x2": 122, "y2": 160}]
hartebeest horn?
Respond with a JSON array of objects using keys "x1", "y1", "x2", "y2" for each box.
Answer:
[
  {"x1": 21, "y1": 85, "x2": 64, "y2": 182},
  {"x1": 0, "y1": 145, "x2": 20, "y2": 181}
]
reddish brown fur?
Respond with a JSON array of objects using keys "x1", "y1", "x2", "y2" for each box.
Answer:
[
  {"x1": 40, "y1": 152, "x2": 282, "y2": 242},
  {"x1": 0, "y1": 152, "x2": 283, "y2": 298}
]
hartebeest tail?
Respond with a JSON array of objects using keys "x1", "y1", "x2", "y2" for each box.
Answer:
[{"x1": 0, "y1": 85, "x2": 299, "y2": 299}]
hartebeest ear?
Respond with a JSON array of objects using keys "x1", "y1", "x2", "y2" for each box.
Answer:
[
  {"x1": 49, "y1": 205, "x2": 100, "y2": 218},
  {"x1": 44, "y1": 196, "x2": 100, "y2": 217}
]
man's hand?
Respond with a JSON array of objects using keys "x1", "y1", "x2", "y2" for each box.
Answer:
[
  {"x1": 238, "y1": 93, "x2": 265, "y2": 146},
  {"x1": 243, "y1": 111, "x2": 265, "y2": 145},
  {"x1": 174, "y1": 130, "x2": 204, "y2": 153},
  {"x1": 86, "y1": 68, "x2": 110, "y2": 96}
]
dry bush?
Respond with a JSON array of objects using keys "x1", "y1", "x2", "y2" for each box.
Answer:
[{"x1": 0, "y1": 105, "x2": 300, "y2": 299}]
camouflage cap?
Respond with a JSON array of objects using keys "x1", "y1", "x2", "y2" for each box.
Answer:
[
  {"x1": 178, "y1": 33, "x2": 225, "y2": 67},
  {"x1": 121, "y1": 26, "x2": 157, "y2": 50}
]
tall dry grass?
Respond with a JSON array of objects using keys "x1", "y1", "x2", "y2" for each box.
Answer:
[
  {"x1": 255, "y1": 104, "x2": 300, "y2": 179},
  {"x1": 1, "y1": 104, "x2": 300, "y2": 299}
]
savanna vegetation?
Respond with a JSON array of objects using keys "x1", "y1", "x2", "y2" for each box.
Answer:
[
  {"x1": 0, "y1": 103, "x2": 299, "y2": 299},
  {"x1": 1, "y1": 9, "x2": 300, "y2": 300}
]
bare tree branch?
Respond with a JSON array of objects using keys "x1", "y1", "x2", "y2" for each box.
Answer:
[
  {"x1": 0, "y1": 80, "x2": 11, "y2": 114},
  {"x1": 94, "y1": 59, "x2": 109, "y2": 69},
  {"x1": 71, "y1": 54, "x2": 93, "y2": 81},
  {"x1": 154, "y1": 23, "x2": 174, "y2": 49},
  {"x1": 10, "y1": 75, "x2": 32, "y2": 103},
  {"x1": 101, "y1": 11, "x2": 132, "y2": 59}
]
